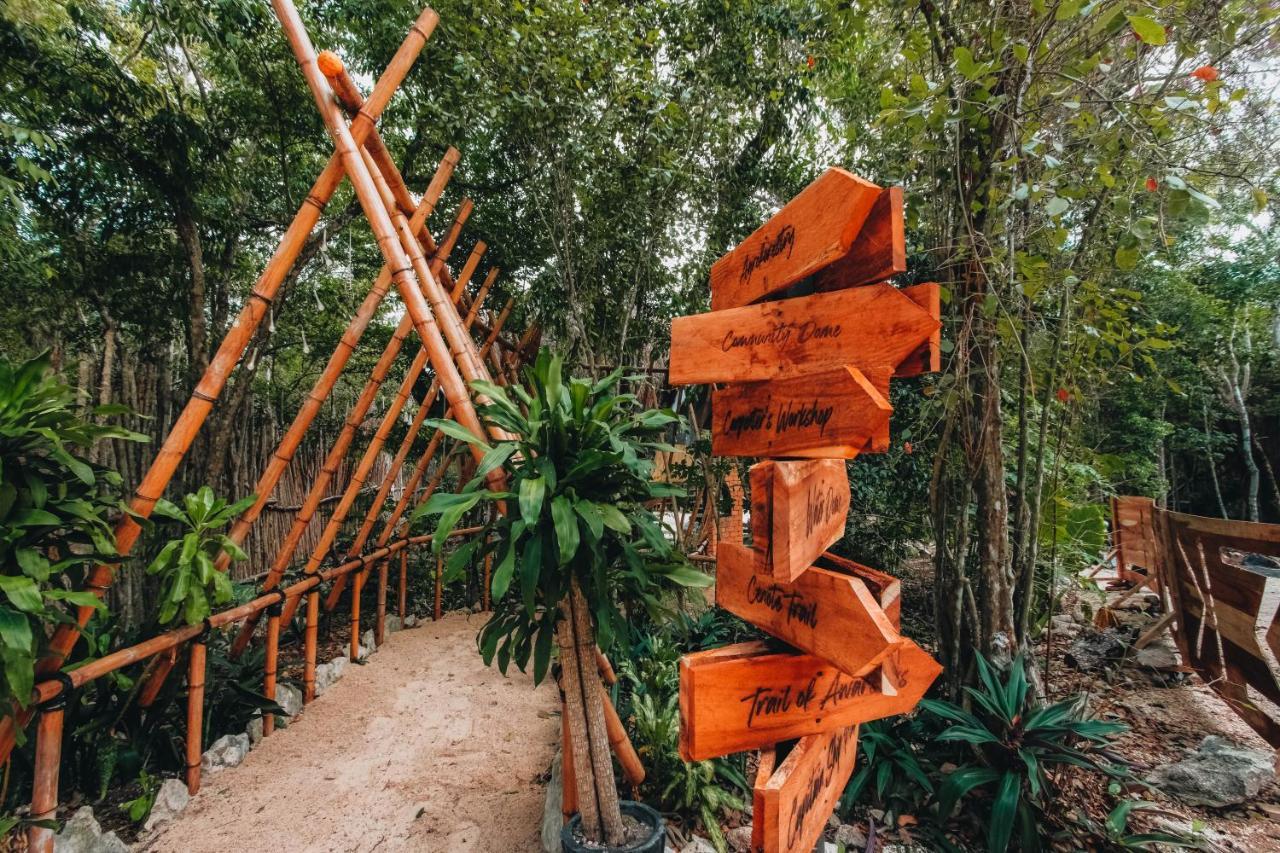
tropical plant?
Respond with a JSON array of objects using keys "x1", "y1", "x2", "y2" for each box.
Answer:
[
  {"x1": 146, "y1": 487, "x2": 255, "y2": 626},
  {"x1": 413, "y1": 349, "x2": 712, "y2": 846},
  {"x1": 923, "y1": 652, "x2": 1129, "y2": 852},
  {"x1": 0, "y1": 352, "x2": 145, "y2": 712},
  {"x1": 840, "y1": 717, "x2": 938, "y2": 827},
  {"x1": 1072, "y1": 799, "x2": 1201, "y2": 850}
]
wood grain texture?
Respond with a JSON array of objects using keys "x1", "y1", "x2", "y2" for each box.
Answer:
[
  {"x1": 754, "y1": 725, "x2": 860, "y2": 853},
  {"x1": 678, "y1": 637, "x2": 940, "y2": 761},
  {"x1": 716, "y1": 542, "x2": 900, "y2": 677},
  {"x1": 712, "y1": 367, "x2": 891, "y2": 459},
  {"x1": 894, "y1": 283, "x2": 942, "y2": 378},
  {"x1": 710, "y1": 169, "x2": 881, "y2": 310},
  {"x1": 811, "y1": 186, "x2": 905, "y2": 292},
  {"x1": 1113, "y1": 495, "x2": 1157, "y2": 585},
  {"x1": 749, "y1": 459, "x2": 851, "y2": 580},
  {"x1": 669, "y1": 284, "x2": 939, "y2": 386}
]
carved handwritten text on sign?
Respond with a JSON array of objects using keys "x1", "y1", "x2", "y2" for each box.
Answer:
[
  {"x1": 669, "y1": 283, "x2": 939, "y2": 386},
  {"x1": 716, "y1": 542, "x2": 900, "y2": 678},
  {"x1": 712, "y1": 367, "x2": 891, "y2": 459},
  {"x1": 749, "y1": 459, "x2": 851, "y2": 580},
  {"x1": 709, "y1": 169, "x2": 881, "y2": 311},
  {"x1": 755, "y1": 725, "x2": 861, "y2": 853},
  {"x1": 678, "y1": 638, "x2": 940, "y2": 761}
]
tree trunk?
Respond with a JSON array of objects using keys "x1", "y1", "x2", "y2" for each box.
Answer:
[
  {"x1": 1204, "y1": 401, "x2": 1229, "y2": 519},
  {"x1": 557, "y1": 578, "x2": 624, "y2": 846},
  {"x1": 1232, "y1": 384, "x2": 1260, "y2": 522},
  {"x1": 175, "y1": 204, "x2": 209, "y2": 381}
]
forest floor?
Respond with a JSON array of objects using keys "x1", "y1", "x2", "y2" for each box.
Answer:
[
  {"x1": 887, "y1": 554, "x2": 1280, "y2": 851},
  {"x1": 140, "y1": 611, "x2": 559, "y2": 853}
]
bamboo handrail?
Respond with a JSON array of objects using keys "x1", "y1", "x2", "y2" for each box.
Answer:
[{"x1": 0, "y1": 7, "x2": 443, "y2": 766}]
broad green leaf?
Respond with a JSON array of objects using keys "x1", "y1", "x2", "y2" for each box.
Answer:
[
  {"x1": 519, "y1": 475, "x2": 545, "y2": 526},
  {"x1": 0, "y1": 575, "x2": 43, "y2": 613},
  {"x1": 1126, "y1": 14, "x2": 1166, "y2": 44},
  {"x1": 550, "y1": 496, "x2": 579, "y2": 565},
  {"x1": 0, "y1": 607, "x2": 33, "y2": 651},
  {"x1": 423, "y1": 418, "x2": 493, "y2": 451}
]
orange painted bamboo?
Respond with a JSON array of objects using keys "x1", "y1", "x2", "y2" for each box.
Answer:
[
  {"x1": 357, "y1": 146, "x2": 506, "y2": 445},
  {"x1": 0, "y1": 7, "x2": 440, "y2": 762},
  {"x1": 27, "y1": 706, "x2": 63, "y2": 853},
  {"x1": 138, "y1": 648, "x2": 177, "y2": 707},
  {"x1": 304, "y1": 590, "x2": 319, "y2": 703},
  {"x1": 272, "y1": 0, "x2": 492, "y2": 473},
  {"x1": 350, "y1": 567, "x2": 364, "y2": 661},
  {"x1": 263, "y1": 602, "x2": 281, "y2": 736},
  {"x1": 214, "y1": 148, "x2": 460, "y2": 571},
  {"x1": 601, "y1": 684, "x2": 645, "y2": 786},
  {"x1": 186, "y1": 640, "x2": 207, "y2": 794},
  {"x1": 231, "y1": 200, "x2": 471, "y2": 654}
]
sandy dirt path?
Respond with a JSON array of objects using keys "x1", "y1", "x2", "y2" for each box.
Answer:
[{"x1": 144, "y1": 611, "x2": 558, "y2": 853}]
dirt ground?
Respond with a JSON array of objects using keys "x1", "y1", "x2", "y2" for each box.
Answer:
[{"x1": 141, "y1": 611, "x2": 559, "y2": 853}]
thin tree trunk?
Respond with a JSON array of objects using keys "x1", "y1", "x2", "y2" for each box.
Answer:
[
  {"x1": 1251, "y1": 435, "x2": 1280, "y2": 519},
  {"x1": 1204, "y1": 401, "x2": 1229, "y2": 519},
  {"x1": 556, "y1": 599, "x2": 601, "y2": 840},
  {"x1": 569, "y1": 578, "x2": 624, "y2": 845},
  {"x1": 175, "y1": 204, "x2": 209, "y2": 380}
]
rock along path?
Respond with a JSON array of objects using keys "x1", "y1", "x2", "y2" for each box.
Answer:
[{"x1": 143, "y1": 611, "x2": 558, "y2": 853}]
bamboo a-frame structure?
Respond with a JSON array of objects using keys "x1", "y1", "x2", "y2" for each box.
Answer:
[{"x1": 8, "y1": 6, "x2": 541, "y2": 850}]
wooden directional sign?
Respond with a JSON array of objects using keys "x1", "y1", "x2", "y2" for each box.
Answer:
[
  {"x1": 811, "y1": 186, "x2": 906, "y2": 294},
  {"x1": 712, "y1": 367, "x2": 891, "y2": 459},
  {"x1": 748, "y1": 459, "x2": 851, "y2": 579},
  {"x1": 895, "y1": 282, "x2": 942, "y2": 378},
  {"x1": 710, "y1": 169, "x2": 881, "y2": 311},
  {"x1": 678, "y1": 638, "x2": 940, "y2": 761},
  {"x1": 669, "y1": 283, "x2": 939, "y2": 386},
  {"x1": 754, "y1": 725, "x2": 860, "y2": 853},
  {"x1": 818, "y1": 550, "x2": 901, "y2": 631},
  {"x1": 716, "y1": 542, "x2": 900, "y2": 678}
]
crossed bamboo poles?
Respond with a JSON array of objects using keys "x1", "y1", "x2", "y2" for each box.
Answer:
[{"x1": 0, "y1": 3, "x2": 534, "y2": 762}]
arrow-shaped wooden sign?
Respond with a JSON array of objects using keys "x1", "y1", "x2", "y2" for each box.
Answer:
[
  {"x1": 669, "y1": 283, "x2": 939, "y2": 386},
  {"x1": 678, "y1": 637, "x2": 940, "y2": 761},
  {"x1": 810, "y1": 186, "x2": 906, "y2": 294},
  {"x1": 895, "y1": 282, "x2": 941, "y2": 378},
  {"x1": 748, "y1": 459, "x2": 851, "y2": 580},
  {"x1": 710, "y1": 169, "x2": 881, "y2": 311},
  {"x1": 716, "y1": 542, "x2": 900, "y2": 677},
  {"x1": 817, "y1": 550, "x2": 902, "y2": 631},
  {"x1": 711, "y1": 367, "x2": 891, "y2": 459},
  {"x1": 754, "y1": 724, "x2": 861, "y2": 853}
]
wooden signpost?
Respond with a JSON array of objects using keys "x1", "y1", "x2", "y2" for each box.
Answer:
[
  {"x1": 748, "y1": 460, "x2": 851, "y2": 580},
  {"x1": 670, "y1": 166, "x2": 942, "y2": 852},
  {"x1": 711, "y1": 367, "x2": 891, "y2": 459},
  {"x1": 669, "y1": 283, "x2": 939, "y2": 386}
]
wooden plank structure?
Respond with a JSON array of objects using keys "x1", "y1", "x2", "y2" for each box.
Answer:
[
  {"x1": 1113, "y1": 495, "x2": 1158, "y2": 586},
  {"x1": 669, "y1": 167, "x2": 942, "y2": 852},
  {"x1": 1155, "y1": 507, "x2": 1280, "y2": 748},
  {"x1": 4, "y1": 6, "x2": 650, "y2": 851}
]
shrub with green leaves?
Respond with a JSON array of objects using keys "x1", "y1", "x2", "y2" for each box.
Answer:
[
  {"x1": 0, "y1": 352, "x2": 145, "y2": 711},
  {"x1": 412, "y1": 349, "x2": 711, "y2": 683},
  {"x1": 147, "y1": 486, "x2": 255, "y2": 626},
  {"x1": 922, "y1": 653, "x2": 1130, "y2": 852}
]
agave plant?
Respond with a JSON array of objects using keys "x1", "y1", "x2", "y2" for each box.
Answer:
[
  {"x1": 147, "y1": 486, "x2": 255, "y2": 626},
  {"x1": 923, "y1": 652, "x2": 1130, "y2": 852},
  {"x1": 413, "y1": 349, "x2": 710, "y2": 846}
]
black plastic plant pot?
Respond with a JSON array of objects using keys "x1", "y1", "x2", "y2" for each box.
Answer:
[{"x1": 561, "y1": 801, "x2": 666, "y2": 853}]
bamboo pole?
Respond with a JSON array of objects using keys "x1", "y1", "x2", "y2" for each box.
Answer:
[
  {"x1": 600, "y1": 684, "x2": 644, "y2": 787},
  {"x1": 27, "y1": 704, "x2": 64, "y2": 853},
  {"x1": 325, "y1": 58, "x2": 504, "y2": 414},
  {"x1": 350, "y1": 566, "x2": 364, "y2": 661},
  {"x1": 399, "y1": 551, "x2": 408, "y2": 620},
  {"x1": 263, "y1": 600, "x2": 282, "y2": 736},
  {"x1": 0, "y1": 7, "x2": 440, "y2": 762},
  {"x1": 214, "y1": 148, "x2": 460, "y2": 572},
  {"x1": 271, "y1": 0, "x2": 494, "y2": 479},
  {"x1": 186, "y1": 639, "x2": 207, "y2": 794},
  {"x1": 231, "y1": 200, "x2": 473, "y2": 654},
  {"x1": 320, "y1": 268, "x2": 498, "y2": 609},
  {"x1": 304, "y1": 590, "x2": 319, "y2": 703}
]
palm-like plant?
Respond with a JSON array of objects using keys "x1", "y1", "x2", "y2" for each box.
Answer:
[
  {"x1": 923, "y1": 653, "x2": 1129, "y2": 852},
  {"x1": 413, "y1": 350, "x2": 710, "y2": 846}
]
